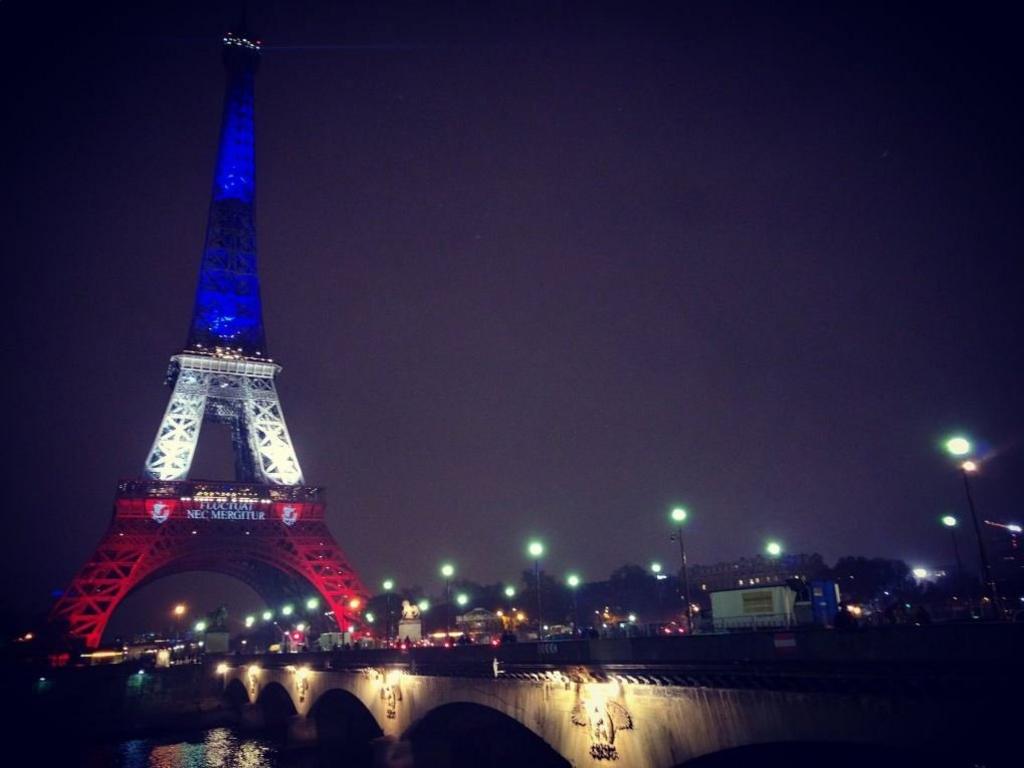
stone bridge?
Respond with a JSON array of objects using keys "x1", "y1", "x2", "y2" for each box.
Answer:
[{"x1": 217, "y1": 624, "x2": 1020, "y2": 767}]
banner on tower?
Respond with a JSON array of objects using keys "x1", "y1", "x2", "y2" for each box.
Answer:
[{"x1": 137, "y1": 496, "x2": 311, "y2": 525}]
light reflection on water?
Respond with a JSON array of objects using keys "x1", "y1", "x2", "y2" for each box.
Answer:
[{"x1": 108, "y1": 728, "x2": 280, "y2": 768}]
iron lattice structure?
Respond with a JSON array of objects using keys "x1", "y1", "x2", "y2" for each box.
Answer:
[
  {"x1": 144, "y1": 354, "x2": 303, "y2": 485},
  {"x1": 50, "y1": 32, "x2": 366, "y2": 648}
]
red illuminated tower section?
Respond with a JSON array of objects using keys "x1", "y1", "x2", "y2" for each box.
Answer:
[{"x1": 49, "y1": 31, "x2": 366, "y2": 648}]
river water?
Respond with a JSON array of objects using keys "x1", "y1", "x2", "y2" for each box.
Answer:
[{"x1": 78, "y1": 727, "x2": 370, "y2": 768}]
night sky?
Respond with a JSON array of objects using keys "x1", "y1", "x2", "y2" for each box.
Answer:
[{"x1": 3, "y1": 1, "x2": 1022, "y2": 636}]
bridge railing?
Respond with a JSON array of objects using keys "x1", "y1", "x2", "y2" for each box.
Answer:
[{"x1": 211, "y1": 623, "x2": 1023, "y2": 676}]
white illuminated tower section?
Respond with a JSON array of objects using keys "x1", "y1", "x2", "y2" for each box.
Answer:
[{"x1": 143, "y1": 32, "x2": 303, "y2": 486}]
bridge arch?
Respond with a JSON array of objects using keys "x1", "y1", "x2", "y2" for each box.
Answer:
[
  {"x1": 308, "y1": 688, "x2": 383, "y2": 762},
  {"x1": 255, "y1": 681, "x2": 297, "y2": 730},
  {"x1": 404, "y1": 702, "x2": 570, "y2": 768},
  {"x1": 223, "y1": 677, "x2": 250, "y2": 711}
]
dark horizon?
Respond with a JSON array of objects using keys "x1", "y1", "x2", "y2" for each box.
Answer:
[{"x1": 3, "y1": 1, "x2": 1022, "y2": 638}]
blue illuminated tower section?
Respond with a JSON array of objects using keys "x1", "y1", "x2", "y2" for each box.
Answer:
[
  {"x1": 188, "y1": 33, "x2": 266, "y2": 356},
  {"x1": 142, "y1": 31, "x2": 304, "y2": 485}
]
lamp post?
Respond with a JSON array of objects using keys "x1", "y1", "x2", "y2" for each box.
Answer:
[
  {"x1": 765, "y1": 540, "x2": 783, "y2": 558},
  {"x1": 172, "y1": 603, "x2": 187, "y2": 640},
  {"x1": 382, "y1": 579, "x2": 395, "y2": 643},
  {"x1": 650, "y1": 561, "x2": 665, "y2": 614},
  {"x1": 566, "y1": 574, "x2": 581, "y2": 635},
  {"x1": 440, "y1": 563, "x2": 455, "y2": 639},
  {"x1": 669, "y1": 507, "x2": 693, "y2": 633},
  {"x1": 941, "y1": 515, "x2": 963, "y2": 575},
  {"x1": 527, "y1": 540, "x2": 545, "y2": 640},
  {"x1": 944, "y1": 435, "x2": 1001, "y2": 618}
]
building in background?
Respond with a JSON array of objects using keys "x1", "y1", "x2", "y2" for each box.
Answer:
[{"x1": 690, "y1": 554, "x2": 828, "y2": 595}]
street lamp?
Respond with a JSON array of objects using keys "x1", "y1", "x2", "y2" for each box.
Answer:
[
  {"x1": 305, "y1": 597, "x2": 319, "y2": 611},
  {"x1": 567, "y1": 574, "x2": 581, "y2": 635},
  {"x1": 765, "y1": 540, "x2": 783, "y2": 557},
  {"x1": 261, "y1": 610, "x2": 273, "y2": 622},
  {"x1": 944, "y1": 436, "x2": 971, "y2": 456},
  {"x1": 456, "y1": 593, "x2": 469, "y2": 607},
  {"x1": 941, "y1": 514, "x2": 964, "y2": 575},
  {"x1": 440, "y1": 562, "x2": 455, "y2": 638},
  {"x1": 504, "y1": 585, "x2": 516, "y2": 599},
  {"x1": 281, "y1": 604, "x2": 294, "y2": 617},
  {"x1": 669, "y1": 507, "x2": 693, "y2": 633},
  {"x1": 244, "y1": 615, "x2": 255, "y2": 628},
  {"x1": 527, "y1": 540, "x2": 545, "y2": 640},
  {"x1": 382, "y1": 579, "x2": 395, "y2": 643},
  {"x1": 943, "y1": 434, "x2": 1001, "y2": 618}
]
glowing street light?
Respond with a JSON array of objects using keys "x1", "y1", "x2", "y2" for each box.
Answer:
[
  {"x1": 912, "y1": 567, "x2": 929, "y2": 579},
  {"x1": 194, "y1": 620, "x2": 207, "y2": 633},
  {"x1": 526, "y1": 539, "x2": 545, "y2": 640},
  {"x1": 417, "y1": 598, "x2": 430, "y2": 612},
  {"x1": 566, "y1": 574, "x2": 581, "y2": 588},
  {"x1": 305, "y1": 597, "x2": 319, "y2": 611},
  {"x1": 281, "y1": 604, "x2": 294, "y2": 617},
  {"x1": 456, "y1": 593, "x2": 469, "y2": 607},
  {"x1": 650, "y1": 562, "x2": 662, "y2": 574},
  {"x1": 944, "y1": 436, "x2": 972, "y2": 456},
  {"x1": 668, "y1": 507, "x2": 693, "y2": 632},
  {"x1": 244, "y1": 615, "x2": 255, "y2": 628},
  {"x1": 261, "y1": 610, "x2": 273, "y2": 622},
  {"x1": 504, "y1": 585, "x2": 516, "y2": 599},
  {"x1": 765, "y1": 540, "x2": 783, "y2": 557}
]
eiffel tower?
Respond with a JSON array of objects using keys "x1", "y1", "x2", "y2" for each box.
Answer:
[{"x1": 50, "y1": 29, "x2": 367, "y2": 649}]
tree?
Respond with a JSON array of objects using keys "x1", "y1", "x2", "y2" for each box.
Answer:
[
  {"x1": 520, "y1": 569, "x2": 572, "y2": 628},
  {"x1": 827, "y1": 557, "x2": 915, "y2": 604}
]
